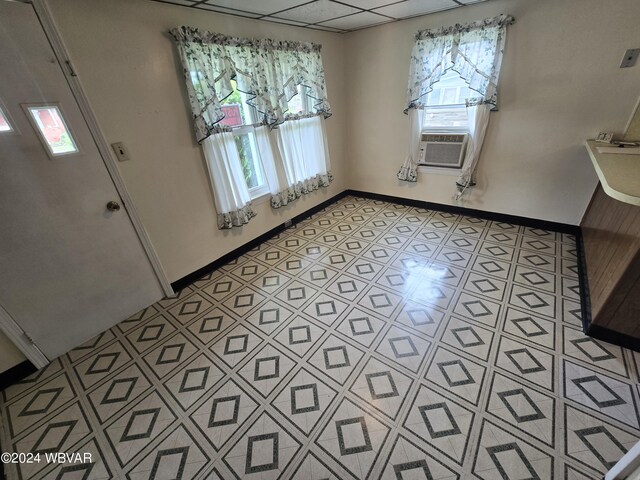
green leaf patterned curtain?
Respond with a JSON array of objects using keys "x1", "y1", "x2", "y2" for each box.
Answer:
[
  {"x1": 170, "y1": 27, "x2": 332, "y2": 144},
  {"x1": 405, "y1": 14, "x2": 514, "y2": 113},
  {"x1": 399, "y1": 14, "x2": 514, "y2": 183}
]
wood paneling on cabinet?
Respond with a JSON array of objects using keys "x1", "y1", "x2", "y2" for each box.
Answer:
[{"x1": 581, "y1": 184, "x2": 640, "y2": 337}]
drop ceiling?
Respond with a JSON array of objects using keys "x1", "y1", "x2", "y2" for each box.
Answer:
[{"x1": 152, "y1": 0, "x2": 489, "y2": 33}]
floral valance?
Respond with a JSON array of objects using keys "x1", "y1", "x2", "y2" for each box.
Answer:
[
  {"x1": 405, "y1": 14, "x2": 514, "y2": 113},
  {"x1": 170, "y1": 27, "x2": 332, "y2": 143}
]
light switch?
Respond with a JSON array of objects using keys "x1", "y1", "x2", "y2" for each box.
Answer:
[
  {"x1": 620, "y1": 48, "x2": 640, "y2": 68},
  {"x1": 111, "y1": 142, "x2": 130, "y2": 162}
]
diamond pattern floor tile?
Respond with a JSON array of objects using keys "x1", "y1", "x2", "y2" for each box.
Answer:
[
  {"x1": 402, "y1": 382, "x2": 474, "y2": 466},
  {"x1": 472, "y1": 419, "x2": 554, "y2": 480},
  {"x1": 315, "y1": 398, "x2": 391, "y2": 480},
  {"x1": 222, "y1": 411, "x2": 302, "y2": 479},
  {"x1": 348, "y1": 356, "x2": 413, "y2": 421},
  {"x1": 2, "y1": 195, "x2": 639, "y2": 480},
  {"x1": 378, "y1": 433, "x2": 460, "y2": 480}
]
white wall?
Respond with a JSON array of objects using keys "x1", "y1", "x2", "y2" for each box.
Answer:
[
  {"x1": 48, "y1": 0, "x2": 347, "y2": 282},
  {"x1": 344, "y1": 0, "x2": 640, "y2": 224},
  {"x1": 0, "y1": 330, "x2": 26, "y2": 373},
  {"x1": 46, "y1": 0, "x2": 640, "y2": 288}
]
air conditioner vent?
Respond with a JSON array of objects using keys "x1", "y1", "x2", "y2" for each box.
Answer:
[
  {"x1": 418, "y1": 131, "x2": 468, "y2": 169},
  {"x1": 421, "y1": 133, "x2": 467, "y2": 143}
]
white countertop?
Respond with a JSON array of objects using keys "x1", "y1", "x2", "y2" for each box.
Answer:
[{"x1": 585, "y1": 140, "x2": 640, "y2": 206}]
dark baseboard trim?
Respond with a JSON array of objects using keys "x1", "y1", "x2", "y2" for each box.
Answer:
[
  {"x1": 345, "y1": 190, "x2": 602, "y2": 349},
  {"x1": 574, "y1": 227, "x2": 593, "y2": 335},
  {"x1": 170, "y1": 190, "x2": 349, "y2": 292},
  {"x1": 0, "y1": 360, "x2": 37, "y2": 392},
  {"x1": 346, "y1": 190, "x2": 580, "y2": 235},
  {"x1": 586, "y1": 324, "x2": 640, "y2": 353},
  {"x1": 172, "y1": 188, "x2": 596, "y2": 341}
]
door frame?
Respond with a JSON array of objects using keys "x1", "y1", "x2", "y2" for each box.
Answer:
[
  {"x1": 0, "y1": 0, "x2": 174, "y2": 368},
  {"x1": 0, "y1": 305, "x2": 48, "y2": 369}
]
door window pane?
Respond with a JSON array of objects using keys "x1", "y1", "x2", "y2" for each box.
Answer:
[
  {"x1": 0, "y1": 106, "x2": 12, "y2": 132},
  {"x1": 26, "y1": 105, "x2": 78, "y2": 155}
]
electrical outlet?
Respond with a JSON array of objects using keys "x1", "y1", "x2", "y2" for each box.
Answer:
[
  {"x1": 620, "y1": 48, "x2": 640, "y2": 68},
  {"x1": 284, "y1": 219, "x2": 292, "y2": 228},
  {"x1": 111, "y1": 142, "x2": 130, "y2": 162}
]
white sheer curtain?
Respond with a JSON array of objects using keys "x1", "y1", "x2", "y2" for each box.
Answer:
[
  {"x1": 456, "y1": 104, "x2": 491, "y2": 198},
  {"x1": 253, "y1": 125, "x2": 288, "y2": 206},
  {"x1": 272, "y1": 116, "x2": 332, "y2": 207},
  {"x1": 398, "y1": 108, "x2": 425, "y2": 182},
  {"x1": 201, "y1": 132, "x2": 256, "y2": 229}
]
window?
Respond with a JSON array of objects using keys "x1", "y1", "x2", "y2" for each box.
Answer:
[
  {"x1": 0, "y1": 106, "x2": 13, "y2": 133},
  {"x1": 214, "y1": 80, "x2": 312, "y2": 200},
  {"x1": 285, "y1": 85, "x2": 312, "y2": 116},
  {"x1": 423, "y1": 70, "x2": 470, "y2": 131},
  {"x1": 174, "y1": 29, "x2": 333, "y2": 229},
  {"x1": 219, "y1": 80, "x2": 269, "y2": 199},
  {"x1": 24, "y1": 105, "x2": 79, "y2": 157}
]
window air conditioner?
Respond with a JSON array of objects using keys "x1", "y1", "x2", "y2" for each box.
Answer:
[{"x1": 418, "y1": 131, "x2": 468, "y2": 168}]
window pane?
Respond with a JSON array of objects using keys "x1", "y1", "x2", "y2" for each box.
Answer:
[
  {"x1": 286, "y1": 85, "x2": 310, "y2": 115},
  {"x1": 287, "y1": 94, "x2": 303, "y2": 115},
  {"x1": 27, "y1": 106, "x2": 78, "y2": 155},
  {"x1": 428, "y1": 70, "x2": 470, "y2": 106},
  {"x1": 220, "y1": 79, "x2": 255, "y2": 127},
  {"x1": 0, "y1": 107, "x2": 12, "y2": 132},
  {"x1": 424, "y1": 70, "x2": 470, "y2": 130},
  {"x1": 442, "y1": 87, "x2": 459, "y2": 105},
  {"x1": 234, "y1": 132, "x2": 264, "y2": 190},
  {"x1": 425, "y1": 106, "x2": 469, "y2": 129},
  {"x1": 220, "y1": 104, "x2": 244, "y2": 127}
]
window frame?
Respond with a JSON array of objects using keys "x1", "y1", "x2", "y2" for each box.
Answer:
[
  {"x1": 233, "y1": 124, "x2": 270, "y2": 200},
  {"x1": 422, "y1": 70, "x2": 471, "y2": 134},
  {"x1": 21, "y1": 102, "x2": 81, "y2": 159},
  {"x1": 220, "y1": 84, "x2": 270, "y2": 200},
  {"x1": 419, "y1": 70, "x2": 471, "y2": 173},
  {"x1": 221, "y1": 82, "x2": 313, "y2": 201},
  {"x1": 204, "y1": 78, "x2": 315, "y2": 201},
  {"x1": 0, "y1": 100, "x2": 19, "y2": 135},
  {"x1": 285, "y1": 85, "x2": 312, "y2": 117}
]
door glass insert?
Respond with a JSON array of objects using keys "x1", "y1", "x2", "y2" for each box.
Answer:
[
  {"x1": 26, "y1": 105, "x2": 78, "y2": 155},
  {"x1": 0, "y1": 106, "x2": 12, "y2": 132}
]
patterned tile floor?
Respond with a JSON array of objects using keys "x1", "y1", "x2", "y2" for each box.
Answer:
[{"x1": 1, "y1": 195, "x2": 639, "y2": 480}]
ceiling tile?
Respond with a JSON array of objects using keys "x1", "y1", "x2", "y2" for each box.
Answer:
[
  {"x1": 203, "y1": 0, "x2": 307, "y2": 16},
  {"x1": 338, "y1": 0, "x2": 400, "y2": 9},
  {"x1": 308, "y1": 25, "x2": 346, "y2": 33},
  {"x1": 276, "y1": 1, "x2": 362, "y2": 24},
  {"x1": 318, "y1": 11, "x2": 390, "y2": 30},
  {"x1": 149, "y1": 0, "x2": 482, "y2": 32},
  {"x1": 199, "y1": 3, "x2": 262, "y2": 17},
  {"x1": 158, "y1": 0, "x2": 198, "y2": 6},
  {"x1": 261, "y1": 17, "x2": 309, "y2": 26},
  {"x1": 373, "y1": 0, "x2": 458, "y2": 19}
]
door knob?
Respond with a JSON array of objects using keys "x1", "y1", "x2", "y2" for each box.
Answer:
[{"x1": 106, "y1": 201, "x2": 121, "y2": 212}]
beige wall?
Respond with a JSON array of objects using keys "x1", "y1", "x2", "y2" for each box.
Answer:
[
  {"x1": 46, "y1": 0, "x2": 640, "y2": 286},
  {"x1": 0, "y1": 330, "x2": 26, "y2": 373},
  {"x1": 48, "y1": 0, "x2": 347, "y2": 282},
  {"x1": 344, "y1": 0, "x2": 640, "y2": 224}
]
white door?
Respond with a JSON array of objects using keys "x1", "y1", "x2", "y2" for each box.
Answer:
[{"x1": 0, "y1": 1, "x2": 164, "y2": 360}]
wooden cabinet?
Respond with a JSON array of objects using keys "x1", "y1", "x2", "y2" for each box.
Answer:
[{"x1": 581, "y1": 184, "x2": 640, "y2": 346}]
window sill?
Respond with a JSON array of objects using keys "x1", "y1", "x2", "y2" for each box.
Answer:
[
  {"x1": 417, "y1": 165, "x2": 461, "y2": 176},
  {"x1": 251, "y1": 192, "x2": 271, "y2": 205}
]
